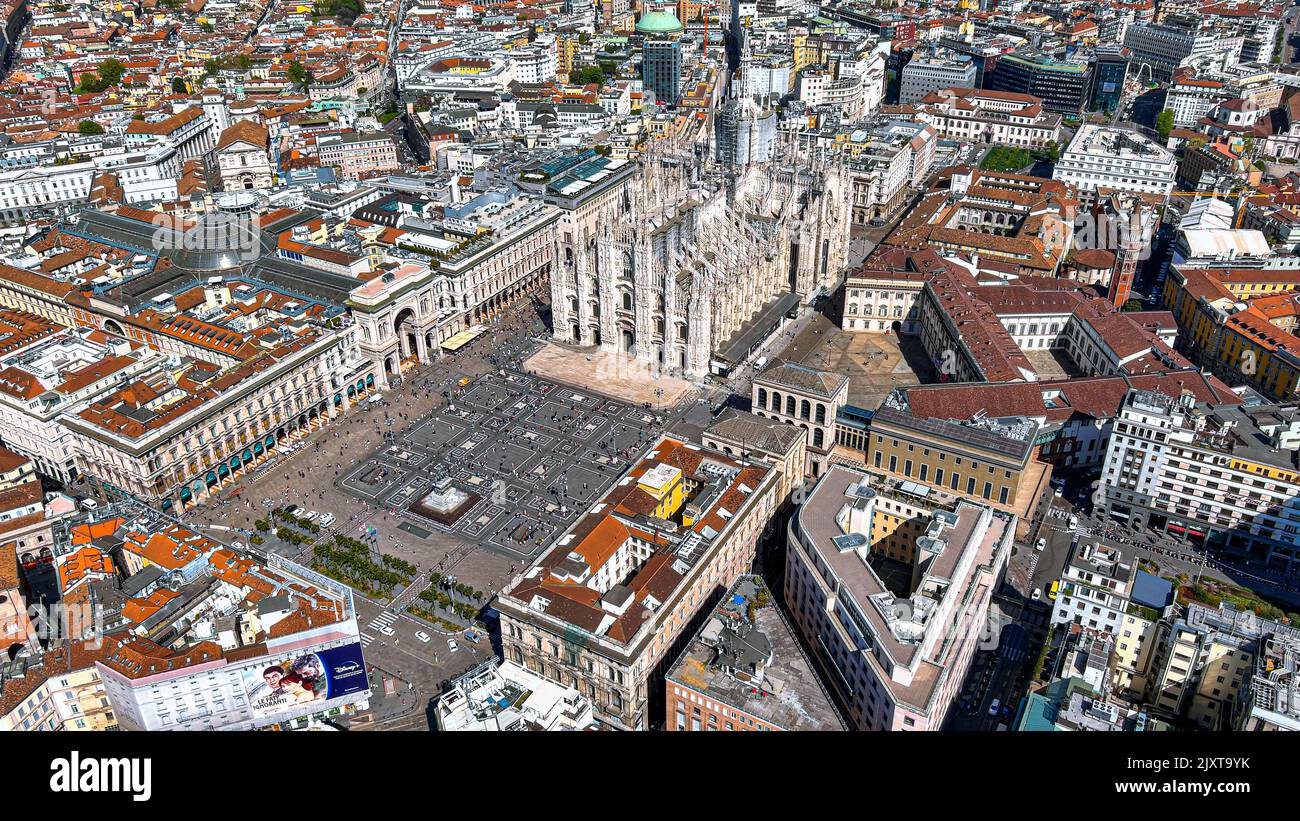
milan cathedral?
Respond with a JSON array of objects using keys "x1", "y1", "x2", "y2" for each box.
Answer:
[{"x1": 548, "y1": 138, "x2": 851, "y2": 380}]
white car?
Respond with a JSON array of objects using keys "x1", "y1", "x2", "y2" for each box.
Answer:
[
  {"x1": 319, "y1": 513, "x2": 336, "y2": 528},
  {"x1": 1032, "y1": 588, "x2": 1043, "y2": 601},
  {"x1": 414, "y1": 630, "x2": 430, "y2": 643},
  {"x1": 303, "y1": 511, "x2": 320, "y2": 522},
  {"x1": 379, "y1": 625, "x2": 395, "y2": 636},
  {"x1": 988, "y1": 698, "x2": 1001, "y2": 717},
  {"x1": 447, "y1": 638, "x2": 459, "y2": 653},
  {"x1": 1035, "y1": 538, "x2": 1046, "y2": 552}
]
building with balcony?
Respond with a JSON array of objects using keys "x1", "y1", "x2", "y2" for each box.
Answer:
[
  {"x1": 1099, "y1": 389, "x2": 1300, "y2": 573},
  {"x1": 1053, "y1": 125, "x2": 1176, "y2": 199}
]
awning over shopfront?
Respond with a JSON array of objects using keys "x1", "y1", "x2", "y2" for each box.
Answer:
[{"x1": 441, "y1": 324, "x2": 488, "y2": 351}]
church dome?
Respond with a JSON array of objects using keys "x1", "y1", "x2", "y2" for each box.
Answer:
[{"x1": 635, "y1": 10, "x2": 684, "y2": 34}]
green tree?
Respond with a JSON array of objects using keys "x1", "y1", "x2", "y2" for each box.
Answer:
[
  {"x1": 287, "y1": 60, "x2": 313, "y2": 88},
  {"x1": 77, "y1": 119, "x2": 104, "y2": 136},
  {"x1": 1156, "y1": 109, "x2": 1174, "y2": 143},
  {"x1": 171, "y1": 76, "x2": 188, "y2": 94},
  {"x1": 569, "y1": 64, "x2": 606, "y2": 86},
  {"x1": 96, "y1": 59, "x2": 125, "y2": 86}
]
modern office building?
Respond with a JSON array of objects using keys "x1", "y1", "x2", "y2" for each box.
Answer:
[
  {"x1": 983, "y1": 51, "x2": 1093, "y2": 115},
  {"x1": 1122, "y1": 22, "x2": 1242, "y2": 80},
  {"x1": 784, "y1": 466, "x2": 1013, "y2": 730},
  {"x1": 639, "y1": 11, "x2": 684, "y2": 107},
  {"x1": 1090, "y1": 45, "x2": 1131, "y2": 113},
  {"x1": 898, "y1": 55, "x2": 976, "y2": 104}
]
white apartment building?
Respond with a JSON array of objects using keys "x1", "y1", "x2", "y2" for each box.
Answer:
[
  {"x1": 1165, "y1": 74, "x2": 1230, "y2": 127},
  {"x1": 1100, "y1": 390, "x2": 1300, "y2": 574},
  {"x1": 1050, "y1": 540, "x2": 1137, "y2": 634},
  {"x1": 911, "y1": 88, "x2": 1063, "y2": 149},
  {"x1": 509, "y1": 44, "x2": 558, "y2": 84},
  {"x1": 1053, "y1": 125, "x2": 1176, "y2": 198}
]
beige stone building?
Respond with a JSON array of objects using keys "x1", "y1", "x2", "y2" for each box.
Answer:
[
  {"x1": 213, "y1": 121, "x2": 273, "y2": 192},
  {"x1": 751, "y1": 360, "x2": 848, "y2": 478},
  {"x1": 701, "y1": 409, "x2": 807, "y2": 505},
  {"x1": 858, "y1": 391, "x2": 1052, "y2": 537},
  {"x1": 0, "y1": 644, "x2": 117, "y2": 731},
  {"x1": 495, "y1": 436, "x2": 777, "y2": 730}
]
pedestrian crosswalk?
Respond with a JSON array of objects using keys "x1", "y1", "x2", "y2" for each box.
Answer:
[
  {"x1": 366, "y1": 610, "x2": 395, "y2": 633},
  {"x1": 360, "y1": 632, "x2": 375, "y2": 648}
]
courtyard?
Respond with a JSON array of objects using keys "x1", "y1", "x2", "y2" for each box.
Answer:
[{"x1": 775, "y1": 311, "x2": 939, "y2": 408}]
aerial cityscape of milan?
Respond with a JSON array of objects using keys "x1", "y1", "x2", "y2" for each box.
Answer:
[{"x1": 0, "y1": 0, "x2": 1299, "y2": 760}]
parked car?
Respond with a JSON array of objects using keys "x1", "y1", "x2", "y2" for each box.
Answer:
[
  {"x1": 1048, "y1": 580, "x2": 1060, "y2": 601},
  {"x1": 319, "y1": 512, "x2": 336, "y2": 528},
  {"x1": 379, "y1": 625, "x2": 395, "y2": 636},
  {"x1": 988, "y1": 698, "x2": 1001, "y2": 716},
  {"x1": 286, "y1": 505, "x2": 302, "y2": 517},
  {"x1": 302, "y1": 511, "x2": 320, "y2": 522},
  {"x1": 447, "y1": 638, "x2": 459, "y2": 653},
  {"x1": 1035, "y1": 538, "x2": 1046, "y2": 551},
  {"x1": 1032, "y1": 588, "x2": 1042, "y2": 601},
  {"x1": 414, "y1": 631, "x2": 430, "y2": 643}
]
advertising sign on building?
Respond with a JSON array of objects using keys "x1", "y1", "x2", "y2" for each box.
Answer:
[{"x1": 240, "y1": 643, "x2": 368, "y2": 720}]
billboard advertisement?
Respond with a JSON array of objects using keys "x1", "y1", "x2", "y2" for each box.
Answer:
[{"x1": 240, "y1": 643, "x2": 369, "y2": 720}]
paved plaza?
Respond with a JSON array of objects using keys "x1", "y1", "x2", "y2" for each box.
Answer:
[
  {"x1": 524, "y1": 342, "x2": 695, "y2": 407},
  {"x1": 337, "y1": 370, "x2": 659, "y2": 563}
]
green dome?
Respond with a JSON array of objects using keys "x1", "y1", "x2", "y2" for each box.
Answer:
[{"x1": 635, "y1": 10, "x2": 684, "y2": 34}]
